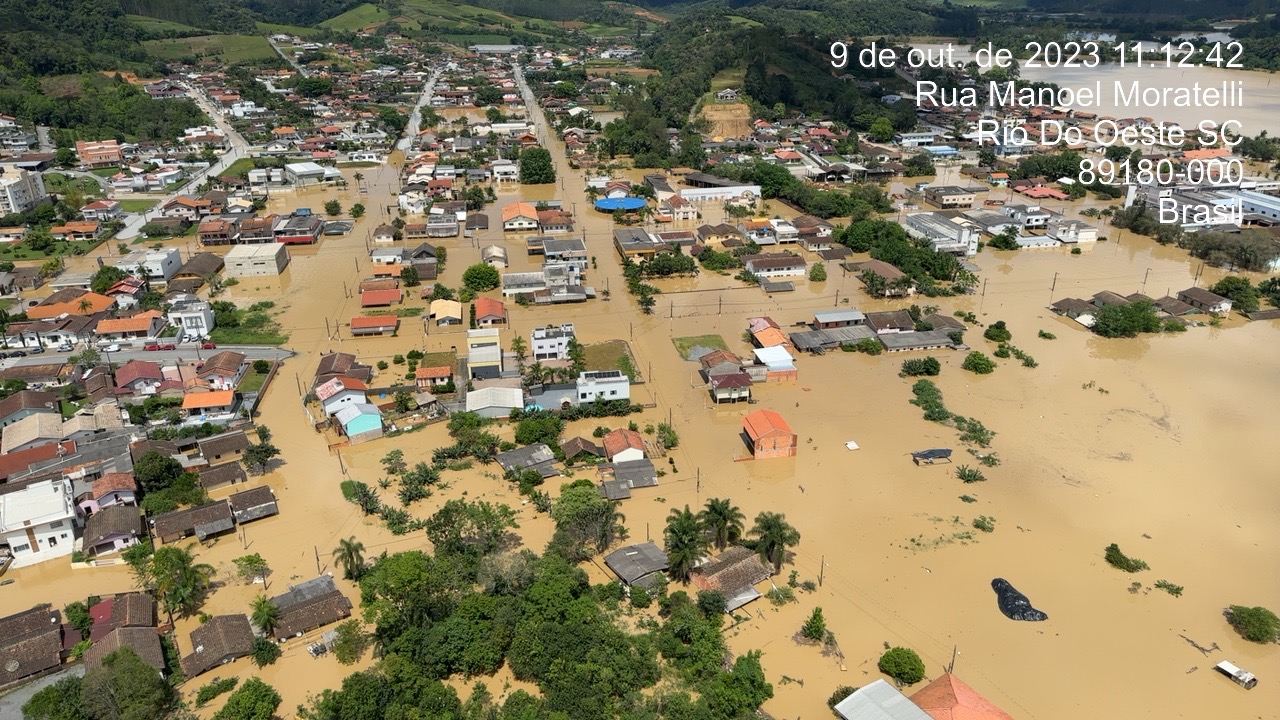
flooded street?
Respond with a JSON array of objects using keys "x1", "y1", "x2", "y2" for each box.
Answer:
[{"x1": 4, "y1": 69, "x2": 1279, "y2": 720}]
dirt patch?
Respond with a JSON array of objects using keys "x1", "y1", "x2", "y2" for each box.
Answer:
[
  {"x1": 699, "y1": 102, "x2": 752, "y2": 140},
  {"x1": 99, "y1": 70, "x2": 149, "y2": 85}
]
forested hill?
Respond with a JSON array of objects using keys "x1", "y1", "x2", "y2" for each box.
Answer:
[
  {"x1": 119, "y1": 0, "x2": 365, "y2": 33},
  {"x1": 0, "y1": 0, "x2": 149, "y2": 77}
]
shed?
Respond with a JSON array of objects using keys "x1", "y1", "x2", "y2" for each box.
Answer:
[
  {"x1": 832, "y1": 679, "x2": 933, "y2": 720},
  {"x1": 604, "y1": 542, "x2": 669, "y2": 588}
]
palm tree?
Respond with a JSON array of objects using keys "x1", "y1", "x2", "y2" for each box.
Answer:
[
  {"x1": 354, "y1": 172, "x2": 364, "y2": 186},
  {"x1": 149, "y1": 545, "x2": 215, "y2": 621},
  {"x1": 332, "y1": 536, "x2": 366, "y2": 580},
  {"x1": 699, "y1": 498, "x2": 745, "y2": 551},
  {"x1": 77, "y1": 298, "x2": 92, "y2": 314},
  {"x1": 749, "y1": 512, "x2": 800, "y2": 574},
  {"x1": 524, "y1": 361, "x2": 547, "y2": 386},
  {"x1": 251, "y1": 594, "x2": 278, "y2": 636},
  {"x1": 664, "y1": 505, "x2": 710, "y2": 582}
]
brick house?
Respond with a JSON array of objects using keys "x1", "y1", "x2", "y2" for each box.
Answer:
[{"x1": 742, "y1": 408, "x2": 797, "y2": 459}]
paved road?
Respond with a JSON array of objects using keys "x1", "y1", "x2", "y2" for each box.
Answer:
[
  {"x1": 398, "y1": 71, "x2": 440, "y2": 152},
  {"x1": 267, "y1": 38, "x2": 309, "y2": 77},
  {"x1": 0, "y1": 666, "x2": 84, "y2": 716},
  {"x1": 0, "y1": 345, "x2": 295, "y2": 372}
]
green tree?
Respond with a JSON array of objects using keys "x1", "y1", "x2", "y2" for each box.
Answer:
[
  {"x1": 1226, "y1": 605, "x2": 1280, "y2": 643},
  {"x1": 250, "y1": 594, "x2": 278, "y2": 636},
  {"x1": 983, "y1": 320, "x2": 1012, "y2": 342},
  {"x1": 518, "y1": 147, "x2": 556, "y2": 184},
  {"x1": 808, "y1": 262, "x2": 827, "y2": 282},
  {"x1": 749, "y1": 511, "x2": 800, "y2": 574},
  {"x1": 243, "y1": 442, "x2": 280, "y2": 474},
  {"x1": 1210, "y1": 276, "x2": 1260, "y2": 312},
  {"x1": 89, "y1": 265, "x2": 128, "y2": 294},
  {"x1": 233, "y1": 553, "x2": 268, "y2": 585},
  {"x1": 332, "y1": 619, "x2": 371, "y2": 665},
  {"x1": 987, "y1": 227, "x2": 1020, "y2": 250},
  {"x1": 462, "y1": 263, "x2": 500, "y2": 292},
  {"x1": 324, "y1": 199, "x2": 342, "y2": 216},
  {"x1": 869, "y1": 117, "x2": 895, "y2": 143},
  {"x1": 332, "y1": 536, "x2": 366, "y2": 580},
  {"x1": 801, "y1": 607, "x2": 827, "y2": 641},
  {"x1": 22, "y1": 675, "x2": 85, "y2": 720},
  {"x1": 665, "y1": 505, "x2": 711, "y2": 582},
  {"x1": 80, "y1": 648, "x2": 175, "y2": 720},
  {"x1": 549, "y1": 479, "x2": 627, "y2": 558},
  {"x1": 978, "y1": 148, "x2": 997, "y2": 167},
  {"x1": 55, "y1": 147, "x2": 77, "y2": 168},
  {"x1": 961, "y1": 351, "x2": 996, "y2": 374},
  {"x1": 251, "y1": 637, "x2": 281, "y2": 667},
  {"x1": 510, "y1": 335, "x2": 527, "y2": 368},
  {"x1": 1093, "y1": 299, "x2": 1162, "y2": 338},
  {"x1": 425, "y1": 499, "x2": 518, "y2": 557},
  {"x1": 350, "y1": 203, "x2": 365, "y2": 218},
  {"x1": 212, "y1": 678, "x2": 280, "y2": 720},
  {"x1": 878, "y1": 647, "x2": 926, "y2": 684},
  {"x1": 400, "y1": 265, "x2": 420, "y2": 287},
  {"x1": 900, "y1": 357, "x2": 941, "y2": 377},
  {"x1": 133, "y1": 450, "x2": 183, "y2": 493},
  {"x1": 64, "y1": 601, "x2": 92, "y2": 640},
  {"x1": 137, "y1": 544, "x2": 215, "y2": 620},
  {"x1": 380, "y1": 450, "x2": 406, "y2": 476},
  {"x1": 699, "y1": 498, "x2": 744, "y2": 551}
]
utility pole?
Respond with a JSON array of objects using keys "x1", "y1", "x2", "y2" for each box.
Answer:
[
  {"x1": 979, "y1": 277, "x2": 988, "y2": 313},
  {"x1": 819, "y1": 555, "x2": 825, "y2": 587},
  {"x1": 834, "y1": 290, "x2": 839, "y2": 307},
  {"x1": 1141, "y1": 267, "x2": 1150, "y2": 294},
  {"x1": 314, "y1": 546, "x2": 321, "y2": 575},
  {"x1": 294, "y1": 372, "x2": 301, "y2": 395},
  {"x1": 1049, "y1": 272, "x2": 1058, "y2": 300},
  {"x1": 718, "y1": 296, "x2": 723, "y2": 315}
]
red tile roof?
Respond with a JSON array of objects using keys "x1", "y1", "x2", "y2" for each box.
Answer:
[
  {"x1": 474, "y1": 296, "x2": 506, "y2": 320},
  {"x1": 909, "y1": 673, "x2": 1015, "y2": 720},
  {"x1": 115, "y1": 360, "x2": 163, "y2": 388},
  {"x1": 93, "y1": 472, "x2": 138, "y2": 500},
  {"x1": 350, "y1": 316, "x2": 398, "y2": 330},
  {"x1": 360, "y1": 289, "x2": 402, "y2": 307},
  {"x1": 743, "y1": 409, "x2": 793, "y2": 440},
  {"x1": 603, "y1": 428, "x2": 645, "y2": 458}
]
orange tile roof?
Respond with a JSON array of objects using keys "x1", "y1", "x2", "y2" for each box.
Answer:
[
  {"x1": 742, "y1": 409, "x2": 792, "y2": 440},
  {"x1": 350, "y1": 316, "x2": 398, "y2": 329},
  {"x1": 27, "y1": 292, "x2": 114, "y2": 320},
  {"x1": 415, "y1": 366, "x2": 452, "y2": 379},
  {"x1": 94, "y1": 311, "x2": 162, "y2": 335},
  {"x1": 603, "y1": 428, "x2": 645, "y2": 457},
  {"x1": 909, "y1": 673, "x2": 1015, "y2": 720},
  {"x1": 752, "y1": 327, "x2": 789, "y2": 348},
  {"x1": 501, "y1": 201, "x2": 537, "y2": 222},
  {"x1": 473, "y1": 296, "x2": 506, "y2": 319},
  {"x1": 360, "y1": 289, "x2": 403, "y2": 307},
  {"x1": 1181, "y1": 147, "x2": 1232, "y2": 161},
  {"x1": 181, "y1": 390, "x2": 236, "y2": 410},
  {"x1": 51, "y1": 221, "x2": 100, "y2": 235}
]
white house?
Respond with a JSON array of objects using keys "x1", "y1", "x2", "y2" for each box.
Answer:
[
  {"x1": 0, "y1": 478, "x2": 78, "y2": 568},
  {"x1": 117, "y1": 248, "x2": 182, "y2": 283},
  {"x1": 316, "y1": 377, "x2": 369, "y2": 416},
  {"x1": 465, "y1": 386, "x2": 525, "y2": 419},
  {"x1": 168, "y1": 301, "x2": 215, "y2": 340},
  {"x1": 532, "y1": 323, "x2": 575, "y2": 360},
  {"x1": 1045, "y1": 219, "x2": 1098, "y2": 244},
  {"x1": 577, "y1": 370, "x2": 630, "y2": 404}
]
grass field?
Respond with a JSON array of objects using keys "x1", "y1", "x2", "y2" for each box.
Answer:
[
  {"x1": 671, "y1": 335, "x2": 729, "y2": 361},
  {"x1": 237, "y1": 368, "x2": 270, "y2": 393},
  {"x1": 583, "y1": 340, "x2": 640, "y2": 380},
  {"x1": 0, "y1": 239, "x2": 103, "y2": 262},
  {"x1": 256, "y1": 21, "x2": 329, "y2": 38},
  {"x1": 320, "y1": 3, "x2": 392, "y2": 31},
  {"x1": 89, "y1": 167, "x2": 121, "y2": 178},
  {"x1": 126, "y1": 15, "x2": 203, "y2": 34},
  {"x1": 118, "y1": 199, "x2": 158, "y2": 213},
  {"x1": 222, "y1": 158, "x2": 257, "y2": 179},
  {"x1": 726, "y1": 15, "x2": 764, "y2": 27},
  {"x1": 43, "y1": 173, "x2": 104, "y2": 197},
  {"x1": 420, "y1": 351, "x2": 457, "y2": 373},
  {"x1": 142, "y1": 35, "x2": 277, "y2": 63},
  {"x1": 709, "y1": 67, "x2": 745, "y2": 93}
]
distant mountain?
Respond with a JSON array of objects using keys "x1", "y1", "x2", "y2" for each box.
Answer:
[{"x1": 119, "y1": 0, "x2": 366, "y2": 33}]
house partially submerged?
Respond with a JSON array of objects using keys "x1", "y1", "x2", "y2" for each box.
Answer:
[
  {"x1": 597, "y1": 459, "x2": 658, "y2": 500},
  {"x1": 270, "y1": 575, "x2": 352, "y2": 641},
  {"x1": 832, "y1": 679, "x2": 933, "y2": 720},
  {"x1": 742, "y1": 409, "x2": 797, "y2": 459},
  {"x1": 690, "y1": 546, "x2": 772, "y2": 612},
  {"x1": 84, "y1": 627, "x2": 165, "y2": 673},
  {"x1": 494, "y1": 443, "x2": 560, "y2": 478},
  {"x1": 227, "y1": 486, "x2": 279, "y2": 524},
  {"x1": 604, "y1": 542, "x2": 669, "y2": 590},
  {"x1": 0, "y1": 605, "x2": 63, "y2": 688},
  {"x1": 180, "y1": 614, "x2": 254, "y2": 679},
  {"x1": 151, "y1": 500, "x2": 234, "y2": 543}
]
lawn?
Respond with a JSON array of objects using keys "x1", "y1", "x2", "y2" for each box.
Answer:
[
  {"x1": 222, "y1": 158, "x2": 257, "y2": 179},
  {"x1": 420, "y1": 351, "x2": 457, "y2": 373},
  {"x1": 583, "y1": 340, "x2": 640, "y2": 381},
  {"x1": 726, "y1": 15, "x2": 764, "y2": 27},
  {"x1": 256, "y1": 21, "x2": 329, "y2": 38},
  {"x1": 336, "y1": 161, "x2": 381, "y2": 168},
  {"x1": 237, "y1": 369, "x2": 269, "y2": 393},
  {"x1": 0, "y1": 239, "x2": 103, "y2": 261},
  {"x1": 320, "y1": 3, "x2": 392, "y2": 31},
  {"x1": 142, "y1": 35, "x2": 277, "y2": 64},
  {"x1": 671, "y1": 334, "x2": 729, "y2": 361},
  {"x1": 42, "y1": 173, "x2": 103, "y2": 197},
  {"x1": 364, "y1": 307, "x2": 425, "y2": 317},
  {"x1": 59, "y1": 399, "x2": 84, "y2": 419},
  {"x1": 89, "y1": 167, "x2": 121, "y2": 178},
  {"x1": 710, "y1": 67, "x2": 745, "y2": 93},
  {"x1": 118, "y1": 199, "x2": 158, "y2": 213},
  {"x1": 208, "y1": 328, "x2": 289, "y2": 345}
]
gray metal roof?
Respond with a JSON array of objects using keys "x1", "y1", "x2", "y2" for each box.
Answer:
[
  {"x1": 878, "y1": 329, "x2": 956, "y2": 351},
  {"x1": 814, "y1": 309, "x2": 866, "y2": 324},
  {"x1": 604, "y1": 542, "x2": 668, "y2": 584},
  {"x1": 272, "y1": 575, "x2": 339, "y2": 612},
  {"x1": 833, "y1": 679, "x2": 933, "y2": 720}
]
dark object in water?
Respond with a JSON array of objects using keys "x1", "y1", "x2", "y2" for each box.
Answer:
[{"x1": 992, "y1": 578, "x2": 1048, "y2": 621}]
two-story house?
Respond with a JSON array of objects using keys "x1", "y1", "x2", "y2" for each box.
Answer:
[
  {"x1": 197, "y1": 351, "x2": 248, "y2": 390},
  {"x1": 168, "y1": 301, "x2": 215, "y2": 340},
  {"x1": 0, "y1": 478, "x2": 78, "y2": 568},
  {"x1": 532, "y1": 323, "x2": 575, "y2": 360}
]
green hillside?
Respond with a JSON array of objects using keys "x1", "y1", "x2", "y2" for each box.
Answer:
[{"x1": 319, "y1": 2, "x2": 390, "y2": 30}]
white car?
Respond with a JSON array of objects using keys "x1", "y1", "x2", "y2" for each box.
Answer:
[{"x1": 101, "y1": 344, "x2": 120, "y2": 353}]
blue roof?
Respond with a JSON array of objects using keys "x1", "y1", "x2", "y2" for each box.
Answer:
[
  {"x1": 922, "y1": 145, "x2": 958, "y2": 155},
  {"x1": 594, "y1": 197, "x2": 647, "y2": 211}
]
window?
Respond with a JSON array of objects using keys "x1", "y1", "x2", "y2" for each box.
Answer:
[
  {"x1": 61, "y1": 534, "x2": 68, "y2": 539},
  {"x1": 49, "y1": 520, "x2": 63, "y2": 529},
  {"x1": 48, "y1": 536, "x2": 57, "y2": 546},
  {"x1": 12, "y1": 543, "x2": 31, "y2": 553}
]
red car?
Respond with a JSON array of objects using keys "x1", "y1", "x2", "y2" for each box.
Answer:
[
  {"x1": 159, "y1": 343, "x2": 177, "y2": 351},
  {"x1": 144, "y1": 344, "x2": 161, "y2": 351},
  {"x1": 201, "y1": 342, "x2": 217, "y2": 350}
]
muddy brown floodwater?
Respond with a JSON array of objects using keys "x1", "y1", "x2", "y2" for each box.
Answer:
[{"x1": 5, "y1": 96, "x2": 1279, "y2": 719}]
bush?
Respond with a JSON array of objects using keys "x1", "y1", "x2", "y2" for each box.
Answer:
[
  {"x1": 809, "y1": 262, "x2": 827, "y2": 282},
  {"x1": 900, "y1": 356, "x2": 941, "y2": 377},
  {"x1": 1104, "y1": 543, "x2": 1149, "y2": 573},
  {"x1": 1037, "y1": 330, "x2": 1056, "y2": 340},
  {"x1": 983, "y1": 321, "x2": 1011, "y2": 342},
  {"x1": 955, "y1": 465, "x2": 986, "y2": 483},
  {"x1": 961, "y1": 351, "x2": 996, "y2": 374},
  {"x1": 878, "y1": 647, "x2": 926, "y2": 685},
  {"x1": 1226, "y1": 605, "x2": 1280, "y2": 643},
  {"x1": 972, "y1": 515, "x2": 995, "y2": 532},
  {"x1": 630, "y1": 587, "x2": 652, "y2": 608},
  {"x1": 801, "y1": 607, "x2": 827, "y2": 641},
  {"x1": 195, "y1": 677, "x2": 238, "y2": 707},
  {"x1": 846, "y1": 338, "x2": 882, "y2": 355},
  {"x1": 657, "y1": 422, "x2": 679, "y2": 449},
  {"x1": 252, "y1": 359, "x2": 270, "y2": 374},
  {"x1": 767, "y1": 586, "x2": 796, "y2": 606},
  {"x1": 1154, "y1": 580, "x2": 1184, "y2": 597},
  {"x1": 462, "y1": 263, "x2": 501, "y2": 292},
  {"x1": 828, "y1": 685, "x2": 859, "y2": 711},
  {"x1": 376, "y1": 360, "x2": 389, "y2": 370},
  {"x1": 1071, "y1": 247, "x2": 1083, "y2": 255}
]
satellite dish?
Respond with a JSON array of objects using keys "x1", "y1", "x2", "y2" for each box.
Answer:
[{"x1": 5, "y1": 660, "x2": 19, "y2": 673}]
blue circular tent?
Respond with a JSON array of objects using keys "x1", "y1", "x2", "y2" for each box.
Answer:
[{"x1": 594, "y1": 197, "x2": 647, "y2": 212}]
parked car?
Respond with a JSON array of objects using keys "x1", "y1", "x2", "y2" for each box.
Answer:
[
  {"x1": 57, "y1": 344, "x2": 74, "y2": 352},
  {"x1": 0, "y1": 352, "x2": 9, "y2": 359},
  {"x1": 145, "y1": 344, "x2": 161, "y2": 351},
  {"x1": 201, "y1": 342, "x2": 217, "y2": 350},
  {"x1": 101, "y1": 344, "x2": 120, "y2": 353},
  {"x1": 159, "y1": 343, "x2": 176, "y2": 351},
  {"x1": 28, "y1": 346, "x2": 44, "y2": 354},
  {"x1": 9, "y1": 351, "x2": 26, "y2": 357}
]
